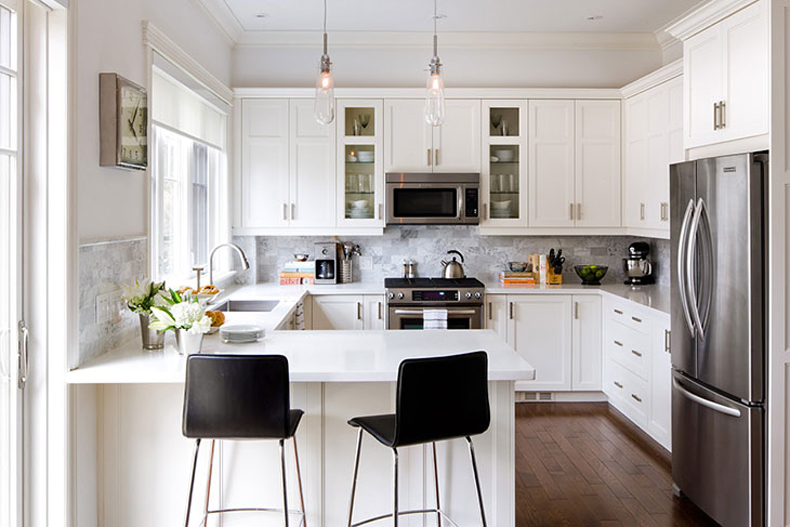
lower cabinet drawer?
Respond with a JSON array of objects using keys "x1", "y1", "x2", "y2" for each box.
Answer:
[
  {"x1": 606, "y1": 320, "x2": 650, "y2": 381},
  {"x1": 604, "y1": 358, "x2": 650, "y2": 429}
]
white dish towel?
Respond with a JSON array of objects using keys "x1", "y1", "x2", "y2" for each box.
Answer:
[{"x1": 423, "y1": 309, "x2": 448, "y2": 330}]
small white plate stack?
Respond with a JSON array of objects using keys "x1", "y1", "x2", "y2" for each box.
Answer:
[{"x1": 219, "y1": 325, "x2": 265, "y2": 344}]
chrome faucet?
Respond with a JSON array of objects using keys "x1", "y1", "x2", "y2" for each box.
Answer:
[{"x1": 209, "y1": 243, "x2": 251, "y2": 285}]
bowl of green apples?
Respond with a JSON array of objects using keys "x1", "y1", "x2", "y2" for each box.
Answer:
[{"x1": 573, "y1": 265, "x2": 608, "y2": 286}]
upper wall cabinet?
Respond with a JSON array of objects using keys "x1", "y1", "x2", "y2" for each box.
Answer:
[
  {"x1": 683, "y1": 0, "x2": 768, "y2": 149},
  {"x1": 237, "y1": 99, "x2": 336, "y2": 232},
  {"x1": 624, "y1": 76, "x2": 684, "y2": 236},
  {"x1": 528, "y1": 100, "x2": 621, "y2": 228},
  {"x1": 384, "y1": 99, "x2": 481, "y2": 173},
  {"x1": 481, "y1": 100, "x2": 528, "y2": 227},
  {"x1": 337, "y1": 100, "x2": 385, "y2": 227}
]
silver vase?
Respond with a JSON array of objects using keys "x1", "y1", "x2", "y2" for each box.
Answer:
[
  {"x1": 139, "y1": 313, "x2": 165, "y2": 350},
  {"x1": 175, "y1": 329, "x2": 204, "y2": 356}
]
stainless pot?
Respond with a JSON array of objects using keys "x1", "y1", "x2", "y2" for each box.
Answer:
[{"x1": 441, "y1": 250, "x2": 466, "y2": 279}]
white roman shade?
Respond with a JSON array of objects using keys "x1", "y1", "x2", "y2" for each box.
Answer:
[{"x1": 151, "y1": 54, "x2": 227, "y2": 150}]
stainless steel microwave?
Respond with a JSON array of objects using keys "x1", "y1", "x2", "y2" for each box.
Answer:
[{"x1": 385, "y1": 173, "x2": 480, "y2": 225}]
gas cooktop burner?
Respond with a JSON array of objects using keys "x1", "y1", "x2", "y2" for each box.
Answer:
[{"x1": 384, "y1": 277, "x2": 485, "y2": 289}]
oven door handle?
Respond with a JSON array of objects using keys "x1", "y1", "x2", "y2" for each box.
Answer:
[{"x1": 393, "y1": 309, "x2": 479, "y2": 316}]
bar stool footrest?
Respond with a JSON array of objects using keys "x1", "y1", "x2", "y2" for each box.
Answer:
[{"x1": 351, "y1": 508, "x2": 460, "y2": 527}]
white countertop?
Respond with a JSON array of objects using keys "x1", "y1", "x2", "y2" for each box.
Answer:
[{"x1": 66, "y1": 326, "x2": 535, "y2": 384}]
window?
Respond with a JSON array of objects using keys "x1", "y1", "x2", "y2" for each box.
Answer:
[{"x1": 150, "y1": 59, "x2": 228, "y2": 283}]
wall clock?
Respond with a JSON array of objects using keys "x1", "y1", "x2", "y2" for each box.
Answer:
[{"x1": 99, "y1": 73, "x2": 148, "y2": 170}]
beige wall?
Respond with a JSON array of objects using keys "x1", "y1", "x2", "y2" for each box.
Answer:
[{"x1": 72, "y1": 0, "x2": 232, "y2": 242}]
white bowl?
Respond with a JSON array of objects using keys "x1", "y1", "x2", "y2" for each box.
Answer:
[
  {"x1": 346, "y1": 155, "x2": 357, "y2": 163},
  {"x1": 351, "y1": 199, "x2": 369, "y2": 210},
  {"x1": 494, "y1": 150, "x2": 514, "y2": 162},
  {"x1": 491, "y1": 200, "x2": 511, "y2": 211},
  {"x1": 357, "y1": 152, "x2": 374, "y2": 162}
]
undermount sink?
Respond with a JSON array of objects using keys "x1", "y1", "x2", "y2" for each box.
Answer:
[{"x1": 212, "y1": 300, "x2": 280, "y2": 313}]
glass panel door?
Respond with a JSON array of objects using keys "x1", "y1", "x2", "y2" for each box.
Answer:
[
  {"x1": 482, "y1": 101, "x2": 527, "y2": 227},
  {"x1": 0, "y1": 3, "x2": 20, "y2": 526},
  {"x1": 337, "y1": 101, "x2": 384, "y2": 226}
]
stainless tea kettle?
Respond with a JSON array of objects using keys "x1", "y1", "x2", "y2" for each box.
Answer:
[{"x1": 441, "y1": 250, "x2": 466, "y2": 279}]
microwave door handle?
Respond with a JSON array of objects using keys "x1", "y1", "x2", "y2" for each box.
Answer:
[
  {"x1": 686, "y1": 198, "x2": 706, "y2": 341},
  {"x1": 457, "y1": 187, "x2": 463, "y2": 220},
  {"x1": 677, "y1": 199, "x2": 696, "y2": 337}
]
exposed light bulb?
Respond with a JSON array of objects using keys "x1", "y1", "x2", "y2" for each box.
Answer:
[
  {"x1": 314, "y1": 0, "x2": 335, "y2": 125},
  {"x1": 424, "y1": 0, "x2": 446, "y2": 126}
]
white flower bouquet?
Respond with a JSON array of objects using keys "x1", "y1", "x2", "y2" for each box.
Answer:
[
  {"x1": 121, "y1": 279, "x2": 167, "y2": 315},
  {"x1": 149, "y1": 289, "x2": 212, "y2": 335}
]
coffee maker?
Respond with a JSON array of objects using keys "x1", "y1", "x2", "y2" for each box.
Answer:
[
  {"x1": 314, "y1": 241, "x2": 340, "y2": 284},
  {"x1": 622, "y1": 241, "x2": 654, "y2": 285}
]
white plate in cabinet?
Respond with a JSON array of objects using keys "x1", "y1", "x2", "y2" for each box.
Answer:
[{"x1": 508, "y1": 295, "x2": 573, "y2": 391}]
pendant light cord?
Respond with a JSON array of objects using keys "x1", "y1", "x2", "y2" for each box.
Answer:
[
  {"x1": 433, "y1": 0, "x2": 437, "y2": 36},
  {"x1": 324, "y1": 0, "x2": 327, "y2": 34}
]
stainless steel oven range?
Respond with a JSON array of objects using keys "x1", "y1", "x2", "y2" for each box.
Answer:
[{"x1": 385, "y1": 277, "x2": 485, "y2": 330}]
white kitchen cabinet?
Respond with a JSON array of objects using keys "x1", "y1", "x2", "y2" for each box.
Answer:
[
  {"x1": 310, "y1": 294, "x2": 384, "y2": 330},
  {"x1": 363, "y1": 295, "x2": 386, "y2": 330},
  {"x1": 508, "y1": 295, "x2": 573, "y2": 391},
  {"x1": 528, "y1": 100, "x2": 575, "y2": 227},
  {"x1": 648, "y1": 314, "x2": 672, "y2": 451},
  {"x1": 485, "y1": 294, "x2": 509, "y2": 338},
  {"x1": 384, "y1": 99, "x2": 481, "y2": 173},
  {"x1": 624, "y1": 75, "x2": 683, "y2": 235},
  {"x1": 289, "y1": 100, "x2": 336, "y2": 228},
  {"x1": 571, "y1": 296, "x2": 602, "y2": 391},
  {"x1": 575, "y1": 101, "x2": 621, "y2": 228},
  {"x1": 238, "y1": 99, "x2": 335, "y2": 231},
  {"x1": 239, "y1": 99, "x2": 290, "y2": 228},
  {"x1": 481, "y1": 101, "x2": 528, "y2": 228},
  {"x1": 337, "y1": 100, "x2": 385, "y2": 227},
  {"x1": 683, "y1": 0, "x2": 768, "y2": 149},
  {"x1": 528, "y1": 100, "x2": 621, "y2": 228},
  {"x1": 311, "y1": 295, "x2": 365, "y2": 330}
]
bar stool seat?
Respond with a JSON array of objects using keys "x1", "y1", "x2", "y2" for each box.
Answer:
[
  {"x1": 182, "y1": 354, "x2": 307, "y2": 527},
  {"x1": 346, "y1": 351, "x2": 490, "y2": 527}
]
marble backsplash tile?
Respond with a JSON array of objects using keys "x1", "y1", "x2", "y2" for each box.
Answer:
[
  {"x1": 79, "y1": 238, "x2": 147, "y2": 365},
  {"x1": 250, "y1": 227, "x2": 670, "y2": 287}
]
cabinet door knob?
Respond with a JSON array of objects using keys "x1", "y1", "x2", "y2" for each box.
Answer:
[
  {"x1": 631, "y1": 394, "x2": 643, "y2": 403},
  {"x1": 427, "y1": 148, "x2": 432, "y2": 166},
  {"x1": 357, "y1": 302, "x2": 362, "y2": 321},
  {"x1": 631, "y1": 349, "x2": 643, "y2": 358},
  {"x1": 714, "y1": 102, "x2": 719, "y2": 130},
  {"x1": 577, "y1": 203, "x2": 582, "y2": 221},
  {"x1": 291, "y1": 203, "x2": 296, "y2": 220},
  {"x1": 283, "y1": 203, "x2": 288, "y2": 221},
  {"x1": 720, "y1": 101, "x2": 726, "y2": 129},
  {"x1": 435, "y1": 148, "x2": 440, "y2": 166},
  {"x1": 664, "y1": 329, "x2": 671, "y2": 354},
  {"x1": 614, "y1": 381, "x2": 623, "y2": 389},
  {"x1": 488, "y1": 302, "x2": 493, "y2": 321},
  {"x1": 509, "y1": 302, "x2": 514, "y2": 320},
  {"x1": 574, "y1": 302, "x2": 579, "y2": 320},
  {"x1": 378, "y1": 302, "x2": 383, "y2": 320},
  {"x1": 569, "y1": 203, "x2": 575, "y2": 221},
  {"x1": 640, "y1": 203, "x2": 645, "y2": 221},
  {"x1": 483, "y1": 203, "x2": 488, "y2": 220}
]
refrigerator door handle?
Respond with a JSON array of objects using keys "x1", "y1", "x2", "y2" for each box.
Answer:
[
  {"x1": 686, "y1": 198, "x2": 707, "y2": 341},
  {"x1": 677, "y1": 199, "x2": 696, "y2": 337},
  {"x1": 673, "y1": 378, "x2": 741, "y2": 418}
]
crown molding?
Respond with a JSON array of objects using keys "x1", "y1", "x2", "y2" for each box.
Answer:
[
  {"x1": 232, "y1": 87, "x2": 625, "y2": 100},
  {"x1": 620, "y1": 59, "x2": 683, "y2": 98},
  {"x1": 142, "y1": 21, "x2": 234, "y2": 104},
  {"x1": 234, "y1": 30, "x2": 661, "y2": 52},
  {"x1": 664, "y1": 0, "x2": 759, "y2": 41},
  {"x1": 193, "y1": 0, "x2": 244, "y2": 44}
]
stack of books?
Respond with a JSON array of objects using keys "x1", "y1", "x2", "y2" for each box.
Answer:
[
  {"x1": 280, "y1": 261, "x2": 316, "y2": 285},
  {"x1": 499, "y1": 271, "x2": 538, "y2": 285}
]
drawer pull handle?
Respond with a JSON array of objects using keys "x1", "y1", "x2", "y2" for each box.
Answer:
[
  {"x1": 631, "y1": 394, "x2": 642, "y2": 403},
  {"x1": 631, "y1": 350, "x2": 643, "y2": 358},
  {"x1": 614, "y1": 309, "x2": 623, "y2": 315},
  {"x1": 614, "y1": 381, "x2": 623, "y2": 389},
  {"x1": 613, "y1": 340, "x2": 623, "y2": 347},
  {"x1": 488, "y1": 302, "x2": 493, "y2": 321},
  {"x1": 631, "y1": 316, "x2": 642, "y2": 323}
]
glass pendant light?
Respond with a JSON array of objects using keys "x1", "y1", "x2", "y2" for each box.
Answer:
[
  {"x1": 424, "y1": 0, "x2": 445, "y2": 126},
  {"x1": 314, "y1": 0, "x2": 335, "y2": 125}
]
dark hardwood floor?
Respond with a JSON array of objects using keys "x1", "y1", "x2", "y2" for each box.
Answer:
[{"x1": 515, "y1": 403, "x2": 719, "y2": 527}]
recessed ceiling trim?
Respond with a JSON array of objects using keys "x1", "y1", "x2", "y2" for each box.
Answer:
[
  {"x1": 234, "y1": 30, "x2": 661, "y2": 52},
  {"x1": 621, "y1": 58, "x2": 683, "y2": 98}
]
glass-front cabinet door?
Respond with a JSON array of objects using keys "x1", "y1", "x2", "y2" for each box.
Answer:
[
  {"x1": 337, "y1": 100, "x2": 384, "y2": 227},
  {"x1": 481, "y1": 101, "x2": 527, "y2": 228}
]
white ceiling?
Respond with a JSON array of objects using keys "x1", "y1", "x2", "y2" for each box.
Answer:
[{"x1": 221, "y1": 0, "x2": 705, "y2": 33}]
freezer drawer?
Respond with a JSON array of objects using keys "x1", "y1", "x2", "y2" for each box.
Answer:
[{"x1": 672, "y1": 371, "x2": 763, "y2": 527}]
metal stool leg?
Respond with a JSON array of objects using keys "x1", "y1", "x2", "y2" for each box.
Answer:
[
  {"x1": 466, "y1": 437, "x2": 487, "y2": 527},
  {"x1": 184, "y1": 439, "x2": 201, "y2": 527},
  {"x1": 392, "y1": 448, "x2": 399, "y2": 527},
  {"x1": 280, "y1": 439, "x2": 290, "y2": 527},
  {"x1": 202, "y1": 440, "x2": 216, "y2": 527},
  {"x1": 432, "y1": 442, "x2": 442, "y2": 527},
  {"x1": 293, "y1": 435, "x2": 307, "y2": 527},
  {"x1": 347, "y1": 428, "x2": 363, "y2": 527}
]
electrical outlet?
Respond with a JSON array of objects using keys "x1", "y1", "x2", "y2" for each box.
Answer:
[{"x1": 96, "y1": 290, "x2": 123, "y2": 324}]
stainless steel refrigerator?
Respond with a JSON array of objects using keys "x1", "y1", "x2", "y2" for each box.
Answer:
[{"x1": 670, "y1": 152, "x2": 768, "y2": 527}]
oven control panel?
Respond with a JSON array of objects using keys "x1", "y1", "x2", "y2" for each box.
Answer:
[{"x1": 386, "y1": 288, "x2": 484, "y2": 305}]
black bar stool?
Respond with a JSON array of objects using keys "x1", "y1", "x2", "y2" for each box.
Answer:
[
  {"x1": 346, "y1": 351, "x2": 490, "y2": 527},
  {"x1": 182, "y1": 354, "x2": 307, "y2": 527}
]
